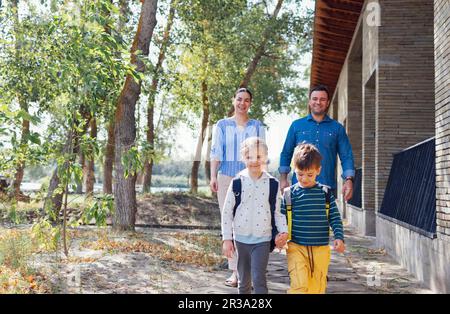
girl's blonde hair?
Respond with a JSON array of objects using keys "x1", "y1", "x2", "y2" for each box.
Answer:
[{"x1": 240, "y1": 137, "x2": 268, "y2": 159}]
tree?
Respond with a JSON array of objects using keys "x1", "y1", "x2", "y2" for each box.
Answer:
[
  {"x1": 175, "y1": 0, "x2": 248, "y2": 193},
  {"x1": 174, "y1": 0, "x2": 313, "y2": 193},
  {"x1": 142, "y1": 0, "x2": 176, "y2": 193},
  {"x1": 103, "y1": 0, "x2": 132, "y2": 195},
  {"x1": 113, "y1": 0, "x2": 158, "y2": 231}
]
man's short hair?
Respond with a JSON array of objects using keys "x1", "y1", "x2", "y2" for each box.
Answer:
[
  {"x1": 309, "y1": 85, "x2": 330, "y2": 100},
  {"x1": 293, "y1": 143, "x2": 322, "y2": 170}
]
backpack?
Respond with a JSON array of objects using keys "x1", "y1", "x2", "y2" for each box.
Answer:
[
  {"x1": 283, "y1": 184, "x2": 332, "y2": 241},
  {"x1": 232, "y1": 177, "x2": 279, "y2": 252}
]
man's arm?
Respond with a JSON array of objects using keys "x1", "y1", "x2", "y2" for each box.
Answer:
[{"x1": 337, "y1": 125, "x2": 355, "y2": 201}]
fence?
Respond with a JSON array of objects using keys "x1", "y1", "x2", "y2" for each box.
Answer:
[
  {"x1": 379, "y1": 137, "x2": 436, "y2": 238},
  {"x1": 348, "y1": 167, "x2": 362, "y2": 208}
]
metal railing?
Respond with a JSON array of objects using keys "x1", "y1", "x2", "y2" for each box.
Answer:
[
  {"x1": 348, "y1": 167, "x2": 362, "y2": 208},
  {"x1": 379, "y1": 137, "x2": 436, "y2": 238}
]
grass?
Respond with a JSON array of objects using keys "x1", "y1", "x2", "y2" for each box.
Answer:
[
  {"x1": 0, "y1": 229, "x2": 52, "y2": 293},
  {"x1": 80, "y1": 233, "x2": 223, "y2": 267}
]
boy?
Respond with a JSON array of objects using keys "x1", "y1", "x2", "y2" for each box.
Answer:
[
  {"x1": 277, "y1": 143, "x2": 345, "y2": 294},
  {"x1": 221, "y1": 137, "x2": 288, "y2": 294}
]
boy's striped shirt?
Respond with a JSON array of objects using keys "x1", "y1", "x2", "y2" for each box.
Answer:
[{"x1": 281, "y1": 184, "x2": 344, "y2": 246}]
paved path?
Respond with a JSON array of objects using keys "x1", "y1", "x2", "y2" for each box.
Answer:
[{"x1": 193, "y1": 226, "x2": 433, "y2": 294}]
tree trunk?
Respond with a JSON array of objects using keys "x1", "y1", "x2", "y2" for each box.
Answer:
[
  {"x1": 113, "y1": 0, "x2": 158, "y2": 231},
  {"x1": 76, "y1": 150, "x2": 85, "y2": 194},
  {"x1": 204, "y1": 122, "x2": 212, "y2": 185},
  {"x1": 45, "y1": 166, "x2": 63, "y2": 219},
  {"x1": 190, "y1": 80, "x2": 209, "y2": 194},
  {"x1": 85, "y1": 118, "x2": 97, "y2": 198},
  {"x1": 142, "y1": 1, "x2": 175, "y2": 193},
  {"x1": 75, "y1": 112, "x2": 90, "y2": 194},
  {"x1": 228, "y1": 0, "x2": 284, "y2": 116},
  {"x1": 103, "y1": 120, "x2": 115, "y2": 194},
  {"x1": 11, "y1": 1, "x2": 29, "y2": 200},
  {"x1": 12, "y1": 99, "x2": 30, "y2": 199},
  {"x1": 102, "y1": 0, "x2": 130, "y2": 195},
  {"x1": 44, "y1": 129, "x2": 76, "y2": 219}
]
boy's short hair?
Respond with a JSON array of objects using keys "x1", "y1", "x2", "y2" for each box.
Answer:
[
  {"x1": 293, "y1": 143, "x2": 322, "y2": 170},
  {"x1": 240, "y1": 137, "x2": 268, "y2": 159}
]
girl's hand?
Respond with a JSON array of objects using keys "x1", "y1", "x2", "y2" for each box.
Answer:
[
  {"x1": 222, "y1": 240, "x2": 235, "y2": 258},
  {"x1": 275, "y1": 232, "x2": 288, "y2": 248}
]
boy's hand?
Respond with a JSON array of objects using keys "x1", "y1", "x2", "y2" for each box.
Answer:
[
  {"x1": 333, "y1": 239, "x2": 345, "y2": 253},
  {"x1": 275, "y1": 232, "x2": 288, "y2": 248},
  {"x1": 222, "y1": 240, "x2": 234, "y2": 258}
]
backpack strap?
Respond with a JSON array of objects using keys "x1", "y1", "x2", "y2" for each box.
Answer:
[
  {"x1": 268, "y1": 178, "x2": 278, "y2": 213},
  {"x1": 268, "y1": 178, "x2": 279, "y2": 252},
  {"x1": 320, "y1": 184, "x2": 331, "y2": 220},
  {"x1": 232, "y1": 178, "x2": 242, "y2": 218},
  {"x1": 283, "y1": 186, "x2": 292, "y2": 241},
  {"x1": 320, "y1": 185, "x2": 332, "y2": 237}
]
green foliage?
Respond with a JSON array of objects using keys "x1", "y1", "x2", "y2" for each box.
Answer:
[
  {"x1": 81, "y1": 194, "x2": 114, "y2": 227},
  {"x1": 6, "y1": 202, "x2": 21, "y2": 225},
  {"x1": 172, "y1": 0, "x2": 313, "y2": 126},
  {"x1": 122, "y1": 146, "x2": 143, "y2": 179},
  {"x1": 0, "y1": 230, "x2": 33, "y2": 273},
  {"x1": 30, "y1": 219, "x2": 61, "y2": 252}
]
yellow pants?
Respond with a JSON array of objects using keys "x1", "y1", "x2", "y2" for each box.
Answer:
[{"x1": 286, "y1": 242, "x2": 331, "y2": 294}]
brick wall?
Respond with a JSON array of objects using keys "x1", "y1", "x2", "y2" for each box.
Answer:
[
  {"x1": 376, "y1": 0, "x2": 436, "y2": 211},
  {"x1": 435, "y1": 0, "x2": 450, "y2": 241}
]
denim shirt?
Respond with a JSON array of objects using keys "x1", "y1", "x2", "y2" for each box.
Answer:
[
  {"x1": 210, "y1": 118, "x2": 266, "y2": 177},
  {"x1": 278, "y1": 114, "x2": 355, "y2": 189}
]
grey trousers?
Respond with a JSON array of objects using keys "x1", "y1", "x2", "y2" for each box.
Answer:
[{"x1": 235, "y1": 241, "x2": 270, "y2": 294}]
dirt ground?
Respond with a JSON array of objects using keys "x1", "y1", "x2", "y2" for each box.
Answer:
[
  {"x1": 136, "y1": 193, "x2": 221, "y2": 227},
  {"x1": 1, "y1": 192, "x2": 434, "y2": 294}
]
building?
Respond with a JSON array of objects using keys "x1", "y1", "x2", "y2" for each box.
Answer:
[{"x1": 310, "y1": 0, "x2": 449, "y2": 292}]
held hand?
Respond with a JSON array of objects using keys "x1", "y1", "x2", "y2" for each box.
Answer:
[
  {"x1": 275, "y1": 232, "x2": 288, "y2": 248},
  {"x1": 333, "y1": 239, "x2": 345, "y2": 254},
  {"x1": 280, "y1": 177, "x2": 289, "y2": 192},
  {"x1": 222, "y1": 240, "x2": 235, "y2": 258},
  {"x1": 342, "y1": 180, "x2": 353, "y2": 202},
  {"x1": 210, "y1": 176, "x2": 218, "y2": 193}
]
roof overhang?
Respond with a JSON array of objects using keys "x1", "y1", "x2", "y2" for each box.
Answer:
[{"x1": 310, "y1": 0, "x2": 364, "y2": 97}]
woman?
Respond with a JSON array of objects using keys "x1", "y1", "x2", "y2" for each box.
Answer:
[{"x1": 210, "y1": 87, "x2": 266, "y2": 287}]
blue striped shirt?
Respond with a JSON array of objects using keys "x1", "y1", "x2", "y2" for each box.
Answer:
[
  {"x1": 210, "y1": 118, "x2": 266, "y2": 177},
  {"x1": 281, "y1": 184, "x2": 344, "y2": 246}
]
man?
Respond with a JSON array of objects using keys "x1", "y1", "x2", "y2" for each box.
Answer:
[{"x1": 279, "y1": 85, "x2": 355, "y2": 201}]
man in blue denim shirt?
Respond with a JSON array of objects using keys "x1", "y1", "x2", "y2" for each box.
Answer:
[{"x1": 279, "y1": 85, "x2": 355, "y2": 201}]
